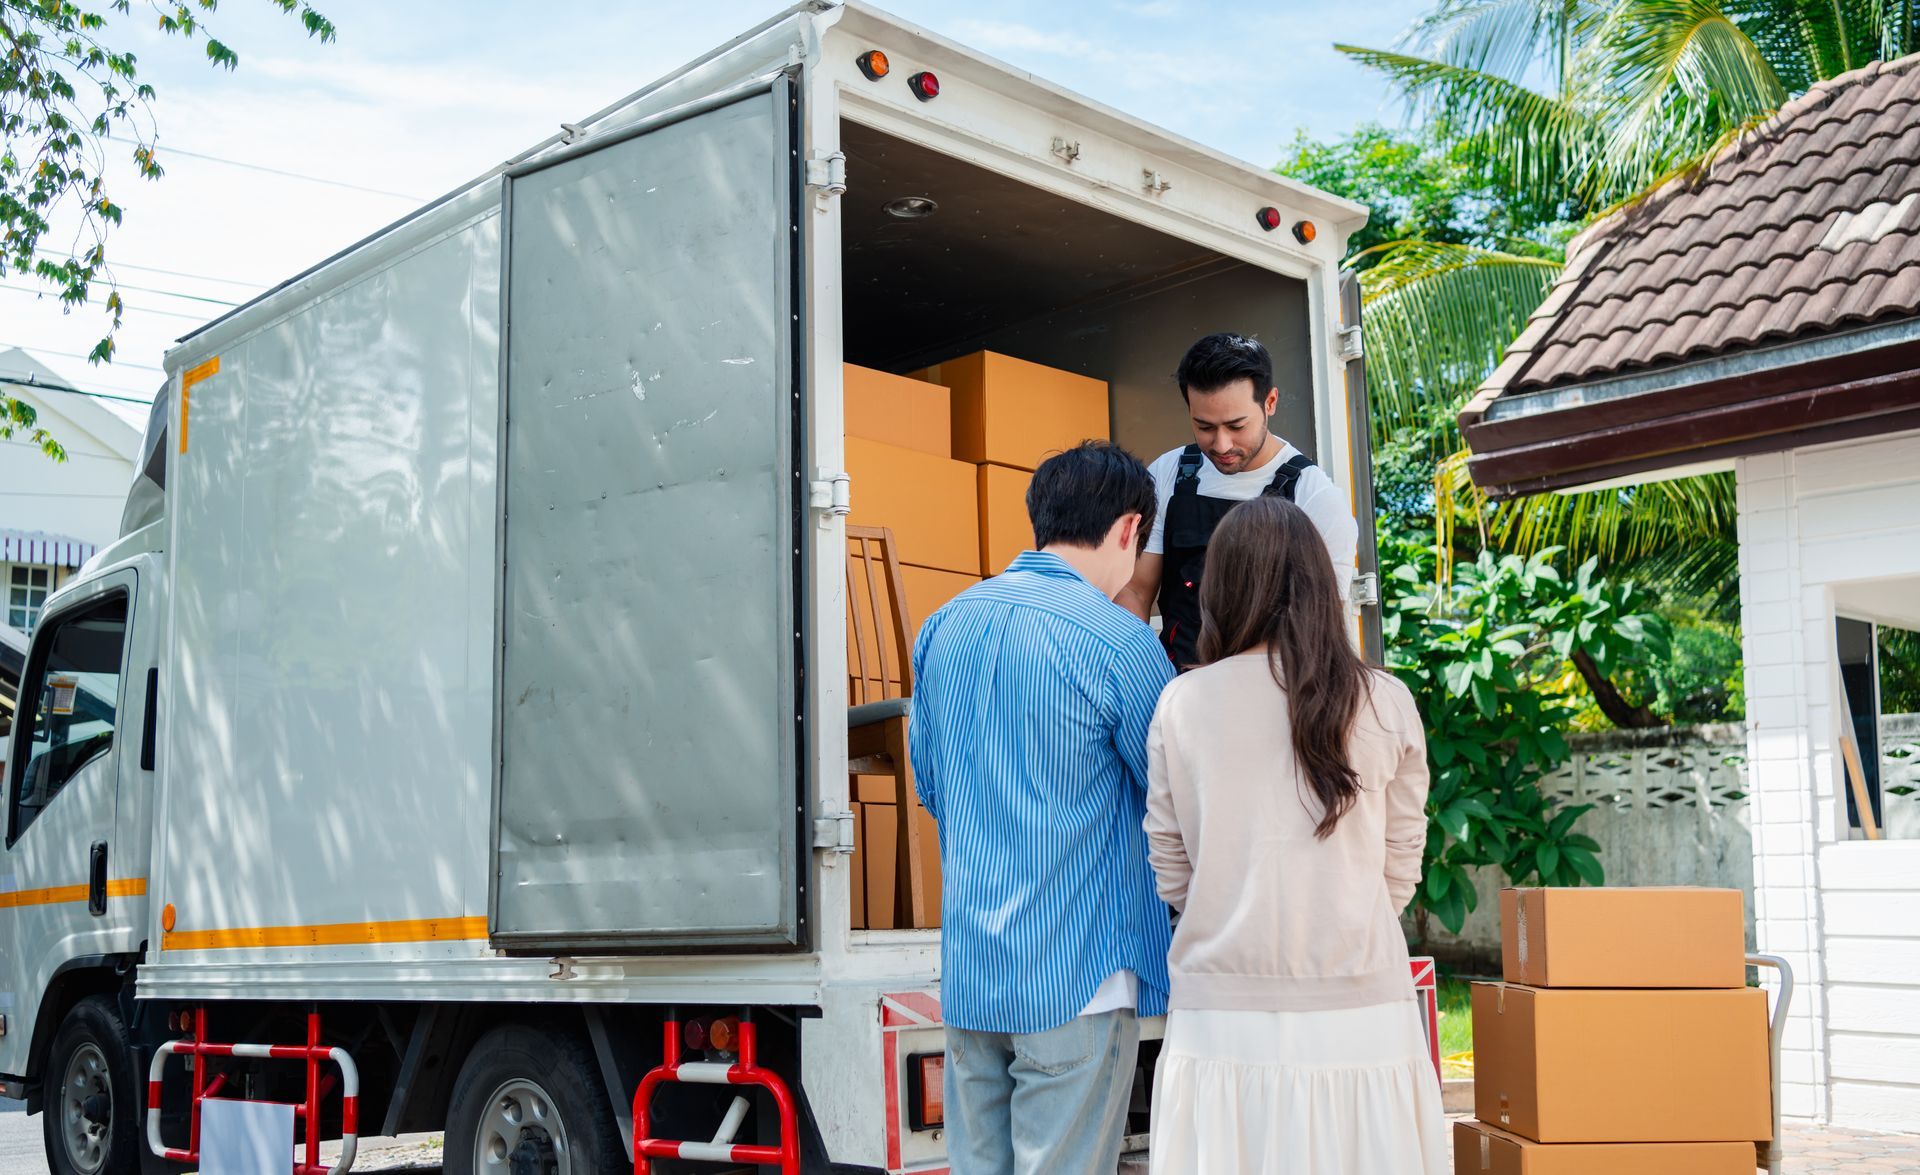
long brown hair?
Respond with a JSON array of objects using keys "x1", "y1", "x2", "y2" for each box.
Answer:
[{"x1": 1197, "y1": 496, "x2": 1371, "y2": 838}]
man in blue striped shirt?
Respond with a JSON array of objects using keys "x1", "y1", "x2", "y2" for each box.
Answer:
[{"x1": 910, "y1": 441, "x2": 1176, "y2": 1175}]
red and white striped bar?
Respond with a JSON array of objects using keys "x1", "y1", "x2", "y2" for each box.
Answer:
[
  {"x1": 633, "y1": 1017, "x2": 800, "y2": 1175},
  {"x1": 146, "y1": 1011, "x2": 361, "y2": 1174}
]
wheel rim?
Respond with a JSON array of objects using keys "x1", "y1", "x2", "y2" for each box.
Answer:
[
  {"x1": 474, "y1": 1077, "x2": 571, "y2": 1175},
  {"x1": 60, "y1": 1042, "x2": 112, "y2": 1175}
]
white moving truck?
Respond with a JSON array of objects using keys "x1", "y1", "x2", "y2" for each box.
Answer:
[{"x1": 0, "y1": 4, "x2": 1378, "y2": 1172}]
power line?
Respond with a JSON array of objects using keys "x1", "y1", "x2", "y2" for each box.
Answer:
[
  {"x1": 0, "y1": 376, "x2": 156, "y2": 408},
  {"x1": 107, "y1": 134, "x2": 426, "y2": 202},
  {"x1": 32, "y1": 250, "x2": 268, "y2": 290},
  {"x1": 0, "y1": 344, "x2": 165, "y2": 373},
  {"x1": 0, "y1": 284, "x2": 209, "y2": 322}
]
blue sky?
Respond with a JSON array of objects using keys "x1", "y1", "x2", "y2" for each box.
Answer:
[{"x1": 7, "y1": 1, "x2": 1428, "y2": 407}]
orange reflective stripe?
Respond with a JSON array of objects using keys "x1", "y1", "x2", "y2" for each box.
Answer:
[
  {"x1": 179, "y1": 356, "x2": 219, "y2": 454},
  {"x1": 163, "y1": 915, "x2": 487, "y2": 952},
  {"x1": 0, "y1": 878, "x2": 146, "y2": 909}
]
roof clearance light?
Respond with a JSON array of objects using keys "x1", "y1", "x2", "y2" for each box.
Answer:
[
  {"x1": 1292, "y1": 220, "x2": 1318, "y2": 244},
  {"x1": 857, "y1": 49, "x2": 891, "y2": 80},
  {"x1": 1256, "y1": 207, "x2": 1282, "y2": 231},
  {"x1": 909, "y1": 71, "x2": 940, "y2": 101}
]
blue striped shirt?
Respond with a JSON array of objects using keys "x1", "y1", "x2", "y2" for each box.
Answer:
[{"x1": 909, "y1": 551, "x2": 1177, "y2": 1034}]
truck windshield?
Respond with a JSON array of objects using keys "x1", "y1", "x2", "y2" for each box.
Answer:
[{"x1": 9, "y1": 594, "x2": 127, "y2": 841}]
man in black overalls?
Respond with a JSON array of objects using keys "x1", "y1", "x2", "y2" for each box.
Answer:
[{"x1": 1118, "y1": 333, "x2": 1358, "y2": 669}]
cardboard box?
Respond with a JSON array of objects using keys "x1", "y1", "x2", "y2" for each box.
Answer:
[
  {"x1": 978, "y1": 464, "x2": 1032, "y2": 576},
  {"x1": 845, "y1": 437, "x2": 980, "y2": 575},
  {"x1": 1472, "y1": 984, "x2": 1771, "y2": 1143},
  {"x1": 845, "y1": 363, "x2": 952, "y2": 457},
  {"x1": 1501, "y1": 887, "x2": 1746, "y2": 988},
  {"x1": 1453, "y1": 1120, "x2": 1755, "y2": 1174},
  {"x1": 853, "y1": 773, "x2": 904, "y2": 804},
  {"x1": 862, "y1": 802, "x2": 899, "y2": 930},
  {"x1": 900, "y1": 564, "x2": 979, "y2": 628},
  {"x1": 914, "y1": 351, "x2": 1109, "y2": 472},
  {"x1": 851, "y1": 801, "x2": 868, "y2": 930}
]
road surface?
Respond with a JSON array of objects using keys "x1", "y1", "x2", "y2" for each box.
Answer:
[{"x1": 0, "y1": 1103, "x2": 443, "y2": 1173}]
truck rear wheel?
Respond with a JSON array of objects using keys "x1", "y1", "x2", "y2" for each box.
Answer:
[
  {"x1": 43, "y1": 996, "x2": 142, "y2": 1175},
  {"x1": 442, "y1": 1023, "x2": 625, "y2": 1174}
]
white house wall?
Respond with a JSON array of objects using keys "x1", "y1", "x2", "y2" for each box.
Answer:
[
  {"x1": 0, "y1": 380, "x2": 139, "y2": 547},
  {"x1": 1736, "y1": 428, "x2": 1920, "y2": 1132}
]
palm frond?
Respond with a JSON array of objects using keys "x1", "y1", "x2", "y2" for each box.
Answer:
[
  {"x1": 1583, "y1": 0, "x2": 1787, "y2": 202},
  {"x1": 1483, "y1": 470, "x2": 1738, "y2": 567},
  {"x1": 1336, "y1": 44, "x2": 1601, "y2": 209},
  {"x1": 1357, "y1": 241, "x2": 1564, "y2": 453}
]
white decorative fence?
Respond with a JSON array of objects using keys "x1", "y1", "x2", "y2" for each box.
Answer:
[{"x1": 1409, "y1": 715, "x2": 1920, "y2": 964}]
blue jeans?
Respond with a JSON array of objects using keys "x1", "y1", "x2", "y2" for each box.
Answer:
[{"x1": 945, "y1": 1010, "x2": 1140, "y2": 1175}]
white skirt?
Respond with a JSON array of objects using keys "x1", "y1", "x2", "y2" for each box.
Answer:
[{"x1": 1148, "y1": 1000, "x2": 1449, "y2": 1175}]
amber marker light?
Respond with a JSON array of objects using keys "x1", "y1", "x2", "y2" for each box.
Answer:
[
  {"x1": 1292, "y1": 220, "x2": 1318, "y2": 244},
  {"x1": 857, "y1": 49, "x2": 891, "y2": 80}
]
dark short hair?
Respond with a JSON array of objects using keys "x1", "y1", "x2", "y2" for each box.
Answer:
[
  {"x1": 1177, "y1": 332, "x2": 1274, "y2": 402},
  {"x1": 1026, "y1": 441, "x2": 1157, "y2": 552}
]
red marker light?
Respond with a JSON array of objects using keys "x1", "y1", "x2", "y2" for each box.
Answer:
[
  {"x1": 682, "y1": 1018, "x2": 708, "y2": 1053},
  {"x1": 1292, "y1": 220, "x2": 1318, "y2": 244},
  {"x1": 909, "y1": 71, "x2": 940, "y2": 101},
  {"x1": 857, "y1": 49, "x2": 890, "y2": 80},
  {"x1": 1256, "y1": 206, "x2": 1282, "y2": 231}
]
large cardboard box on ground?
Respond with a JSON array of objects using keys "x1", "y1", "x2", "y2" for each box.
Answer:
[
  {"x1": 1453, "y1": 1120, "x2": 1755, "y2": 1174},
  {"x1": 913, "y1": 351, "x2": 1109, "y2": 472},
  {"x1": 978, "y1": 464, "x2": 1032, "y2": 576},
  {"x1": 1500, "y1": 887, "x2": 1746, "y2": 988},
  {"x1": 845, "y1": 363, "x2": 952, "y2": 456},
  {"x1": 845, "y1": 437, "x2": 980, "y2": 575},
  {"x1": 1471, "y1": 983, "x2": 1771, "y2": 1143}
]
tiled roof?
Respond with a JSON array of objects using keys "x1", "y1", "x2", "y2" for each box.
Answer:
[{"x1": 1478, "y1": 52, "x2": 1920, "y2": 400}]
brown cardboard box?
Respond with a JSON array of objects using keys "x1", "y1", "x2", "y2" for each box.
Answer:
[
  {"x1": 1452, "y1": 1120, "x2": 1755, "y2": 1174},
  {"x1": 851, "y1": 801, "x2": 868, "y2": 930},
  {"x1": 1501, "y1": 887, "x2": 1746, "y2": 988},
  {"x1": 853, "y1": 774, "x2": 905, "y2": 804},
  {"x1": 978, "y1": 464, "x2": 1032, "y2": 576},
  {"x1": 846, "y1": 437, "x2": 980, "y2": 575},
  {"x1": 845, "y1": 363, "x2": 952, "y2": 457},
  {"x1": 901, "y1": 564, "x2": 980, "y2": 627},
  {"x1": 914, "y1": 351, "x2": 1109, "y2": 472},
  {"x1": 862, "y1": 802, "x2": 899, "y2": 930},
  {"x1": 1472, "y1": 983, "x2": 1771, "y2": 1143}
]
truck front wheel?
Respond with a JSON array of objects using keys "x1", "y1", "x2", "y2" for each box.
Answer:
[
  {"x1": 442, "y1": 1023, "x2": 625, "y2": 1174},
  {"x1": 43, "y1": 995, "x2": 142, "y2": 1175}
]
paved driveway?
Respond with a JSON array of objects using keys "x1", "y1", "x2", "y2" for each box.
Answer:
[{"x1": 2, "y1": 1104, "x2": 1917, "y2": 1173}]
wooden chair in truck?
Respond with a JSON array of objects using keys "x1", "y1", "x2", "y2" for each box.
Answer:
[{"x1": 845, "y1": 525, "x2": 936, "y2": 929}]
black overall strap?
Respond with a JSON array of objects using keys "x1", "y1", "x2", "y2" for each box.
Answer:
[
  {"x1": 1174, "y1": 444, "x2": 1205, "y2": 491},
  {"x1": 1262, "y1": 452, "x2": 1316, "y2": 502}
]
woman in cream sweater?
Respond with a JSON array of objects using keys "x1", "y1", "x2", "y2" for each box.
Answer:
[{"x1": 1145, "y1": 496, "x2": 1446, "y2": 1174}]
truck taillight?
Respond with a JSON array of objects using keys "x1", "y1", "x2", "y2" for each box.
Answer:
[
  {"x1": 906, "y1": 1051, "x2": 944, "y2": 1131},
  {"x1": 708, "y1": 1016, "x2": 741, "y2": 1054}
]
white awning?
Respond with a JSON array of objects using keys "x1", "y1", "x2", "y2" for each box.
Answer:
[{"x1": 0, "y1": 529, "x2": 96, "y2": 568}]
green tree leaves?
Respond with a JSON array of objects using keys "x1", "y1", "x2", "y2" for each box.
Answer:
[
  {"x1": 0, "y1": 0, "x2": 334, "y2": 455},
  {"x1": 1387, "y1": 541, "x2": 1670, "y2": 934}
]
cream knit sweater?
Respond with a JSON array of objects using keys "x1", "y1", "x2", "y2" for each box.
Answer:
[{"x1": 1144, "y1": 654, "x2": 1430, "y2": 1012}]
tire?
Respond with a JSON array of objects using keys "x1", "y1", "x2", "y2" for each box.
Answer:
[
  {"x1": 43, "y1": 995, "x2": 142, "y2": 1175},
  {"x1": 442, "y1": 1023, "x2": 626, "y2": 1175}
]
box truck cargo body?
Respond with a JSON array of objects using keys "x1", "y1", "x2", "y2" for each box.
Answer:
[{"x1": 0, "y1": 4, "x2": 1374, "y2": 1171}]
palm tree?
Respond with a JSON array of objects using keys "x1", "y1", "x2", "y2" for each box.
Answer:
[{"x1": 1340, "y1": 0, "x2": 1919, "y2": 603}]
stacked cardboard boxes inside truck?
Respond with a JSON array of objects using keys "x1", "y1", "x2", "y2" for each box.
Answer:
[
  {"x1": 1459, "y1": 887, "x2": 1771, "y2": 1173},
  {"x1": 844, "y1": 353, "x2": 1112, "y2": 928}
]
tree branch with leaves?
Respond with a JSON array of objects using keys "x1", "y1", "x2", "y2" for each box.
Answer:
[{"x1": 0, "y1": 0, "x2": 334, "y2": 459}]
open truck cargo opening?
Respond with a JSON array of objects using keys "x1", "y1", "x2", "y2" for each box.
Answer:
[{"x1": 0, "y1": 5, "x2": 1377, "y2": 1172}]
